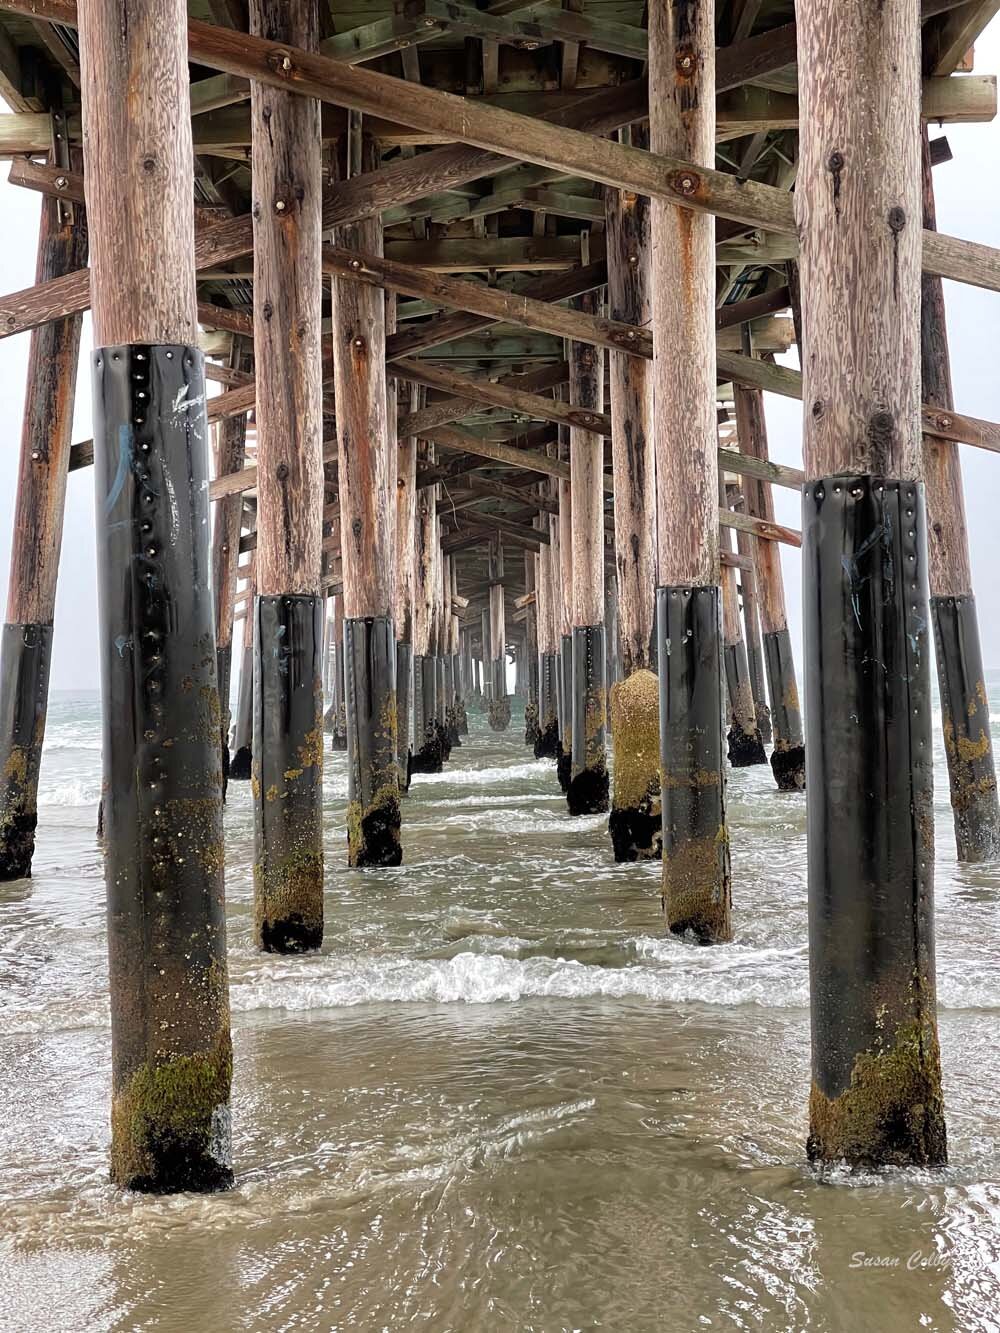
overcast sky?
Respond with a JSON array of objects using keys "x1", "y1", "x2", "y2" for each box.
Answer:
[{"x1": 1, "y1": 26, "x2": 999, "y2": 692}]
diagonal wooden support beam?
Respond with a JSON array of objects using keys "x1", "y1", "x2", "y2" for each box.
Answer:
[{"x1": 3, "y1": 0, "x2": 998, "y2": 291}]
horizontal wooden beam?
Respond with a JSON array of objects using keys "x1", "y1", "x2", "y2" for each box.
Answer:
[
  {"x1": 717, "y1": 350, "x2": 1000, "y2": 456},
  {"x1": 5, "y1": 1, "x2": 997, "y2": 293}
]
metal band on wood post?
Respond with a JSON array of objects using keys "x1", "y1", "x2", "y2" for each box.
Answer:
[
  {"x1": 803, "y1": 477, "x2": 945, "y2": 1166},
  {"x1": 656, "y1": 586, "x2": 730, "y2": 941},
  {"x1": 344, "y1": 615, "x2": 401, "y2": 866},
  {"x1": 252, "y1": 594, "x2": 324, "y2": 949},
  {"x1": 797, "y1": 0, "x2": 945, "y2": 1166}
]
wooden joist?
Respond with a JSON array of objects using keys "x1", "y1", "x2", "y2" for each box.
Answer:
[{"x1": 3, "y1": 0, "x2": 999, "y2": 293}]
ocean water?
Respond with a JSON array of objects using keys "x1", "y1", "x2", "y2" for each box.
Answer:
[{"x1": 1, "y1": 684, "x2": 1000, "y2": 1331}]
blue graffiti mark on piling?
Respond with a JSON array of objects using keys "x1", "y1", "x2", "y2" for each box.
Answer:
[{"x1": 105, "y1": 424, "x2": 134, "y2": 515}]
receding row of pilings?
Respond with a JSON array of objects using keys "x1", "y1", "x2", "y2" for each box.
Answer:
[{"x1": 0, "y1": 0, "x2": 999, "y2": 1192}]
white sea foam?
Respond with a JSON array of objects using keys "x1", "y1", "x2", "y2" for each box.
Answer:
[
  {"x1": 411, "y1": 761, "x2": 547, "y2": 787},
  {"x1": 230, "y1": 946, "x2": 812, "y2": 1012},
  {"x1": 4, "y1": 943, "x2": 1000, "y2": 1038},
  {"x1": 37, "y1": 777, "x2": 102, "y2": 807}
]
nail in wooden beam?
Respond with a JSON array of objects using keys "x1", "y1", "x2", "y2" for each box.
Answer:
[
  {"x1": 250, "y1": 0, "x2": 326, "y2": 945},
  {"x1": 798, "y1": 0, "x2": 946, "y2": 1168},
  {"x1": 82, "y1": 0, "x2": 232, "y2": 1192}
]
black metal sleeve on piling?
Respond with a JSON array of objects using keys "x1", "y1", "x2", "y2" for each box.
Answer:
[
  {"x1": 568, "y1": 624, "x2": 609, "y2": 815},
  {"x1": 345, "y1": 616, "x2": 401, "y2": 867},
  {"x1": 0, "y1": 623, "x2": 53, "y2": 880},
  {"x1": 396, "y1": 639, "x2": 413, "y2": 792},
  {"x1": 931, "y1": 593, "x2": 1000, "y2": 861},
  {"x1": 762, "y1": 628, "x2": 805, "y2": 792},
  {"x1": 525, "y1": 647, "x2": 540, "y2": 747},
  {"x1": 657, "y1": 586, "x2": 731, "y2": 944},
  {"x1": 435, "y1": 656, "x2": 452, "y2": 759},
  {"x1": 534, "y1": 652, "x2": 559, "y2": 758},
  {"x1": 411, "y1": 654, "x2": 443, "y2": 773},
  {"x1": 329, "y1": 634, "x2": 348, "y2": 752},
  {"x1": 443, "y1": 653, "x2": 460, "y2": 748},
  {"x1": 804, "y1": 475, "x2": 946, "y2": 1168},
  {"x1": 724, "y1": 641, "x2": 768, "y2": 767},
  {"x1": 488, "y1": 656, "x2": 511, "y2": 731},
  {"x1": 229, "y1": 643, "x2": 253, "y2": 780},
  {"x1": 216, "y1": 641, "x2": 232, "y2": 797},
  {"x1": 455, "y1": 651, "x2": 469, "y2": 734},
  {"x1": 253, "y1": 594, "x2": 324, "y2": 954},
  {"x1": 557, "y1": 633, "x2": 573, "y2": 790},
  {"x1": 94, "y1": 344, "x2": 232, "y2": 1193}
]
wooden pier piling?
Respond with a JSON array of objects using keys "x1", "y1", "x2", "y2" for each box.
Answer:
[
  {"x1": 0, "y1": 142, "x2": 86, "y2": 881},
  {"x1": 523, "y1": 550, "x2": 540, "y2": 747},
  {"x1": 720, "y1": 483, "x2": 767, "y2": 768},
  {"x1": 250, "y1": 0, "x2": 325, "y2": 944},
  {"x1": 230, "y1": 546, "x2": 256, "y2": 781},
  {"x1": 733, "y1": 524, "x2": 773, "y2": 747},
  {"x1": 734, "y1": 384, "x2": 805, "y2": 791},
  {"x1": 327, "y1": 593, "x2": 349, "y2": 752},
  {"x1": 395, "y1": 393, "x2": 418, "y2": 790},
  {"x1": 331, "y1": 131, "x2": 401, "y2": 865},
  {"x1": 921, "y1": 130, "x2": 1000, "y2": 861},
  {"x1": 650, "y1": 0, "x2": 731, "y2": 941},
  {"x1": 411, "y1": 443, "x2": 443, "y2": 772},
  {"x1": 556, "y1": 431, "x2": 573, "y2": 791},
  {"x1": 487, "y1": 536, "x2": 511, "y2": 730},
  {"x1": 605, "y1": 133, "x2": 659, "y2": 858},
  {"x1": 567, "y1": 294, "x2": 609, "y2": 816},
  {"x1": 798, "y1": 0, "x2": 946, "y2": 1167},
  {"x1": 211, "y1": 345, "x2": 249, "y2": 794},
  {"x1": 534, "y1": 506, "x2": 560, "y2": 759},
  {"x1": 81, "y1": 0, "x2": 232, "y2": 1191}
]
